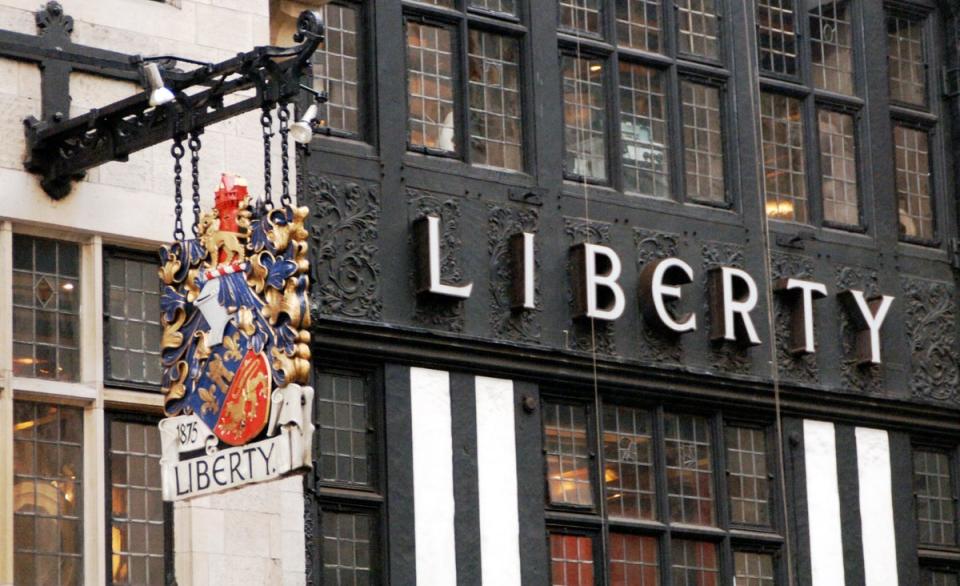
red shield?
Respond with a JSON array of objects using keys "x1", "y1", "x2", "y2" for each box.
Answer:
[{"x1": 213, "y1": 351, "x2": 272, "y2": 446}]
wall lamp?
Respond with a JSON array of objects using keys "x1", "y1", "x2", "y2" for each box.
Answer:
[
  {"x1": 289, "y1": 83, "x2": 329, "y2": 144},
  {"x1": 143, "y1": 62, "x2": 175, "y2": 107}
]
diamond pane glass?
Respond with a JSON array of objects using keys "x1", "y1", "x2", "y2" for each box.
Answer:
[
  {"x1": 914, "y1": 449, "x2": 956, "y2": 546},
  {"x1": 13, "y1": 236, "x2": 81, "y2": 382},
  {"x1": 671, "y1": 540, "x2": 718, "y2": 586},
  {"x1": 894, "y1": 124, "x2": 934, "y2": 241},
  {"x1": 676, "y1": 0, "x2": 720, "y2": 59},
  {"x1": 407, "y1": 21, "x2": 456, "y2": 153},
  {"x1": 620, "y1": 62, "x2": 669, "y2": 198},
  {"x1": 726, "y1": 426, "x2": 770, "y2": 527},
  {"x1": 665, "y1": 413, "x2": 715, "y2": 526},
  {"x1": 617, "y1": 0, "x2": 662, "y2": 52},
  {"x1": 761, "y1": 93, "x2": 807, "y2": 222},
  {"x1": 314, "y1": 3, "x2": 360, "y2": 135},
  {"x1": 681, "y1": 81, "x2": 725, "y2": 203},
  {"x1": 818, "y1": 109, "x2": 859, "y2": 226},
  {"x1": 734, "y1": 551, "x2": 775, "y2": 586},
  {"x1": 887, "y1": 14, "x2": 926, "y2": 106},
  {"x1": 549, "y1": 533, "x2": 594, "y2": 586},
  {"x1": 563, "y1": 55, "x2": 607, "y2": 181},
  {"x1": 14, "y1": 402, "x2": 84, "y2": 586},
  {"x1": 810, "y1": 0, "x2": 854, "y2": 94},
  {"x1": 544, "y1": 402, "x2": 594, "y2": 506},
  {"x1": 603, "y1": 405, "x2": 655, "y2": 520},
  {"x1": 316, "y1": 373, "x2": 372, "y2": 487},
  {"x1": 468, "y1": 30, "x2": 523, "y2": 171},
  {"x1": 757, "y1": 0, "x2": 797, "y2": 75}
]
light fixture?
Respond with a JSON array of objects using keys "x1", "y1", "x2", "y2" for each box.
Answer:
[
  {"x1": 144, "y1": 62, "x2": 175, "y2": 107},
  {"x1": 290, "y1": 103, "x2": 319, "y2": 144}
]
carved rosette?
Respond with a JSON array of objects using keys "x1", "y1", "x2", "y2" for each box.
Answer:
[
  {"x1": 701, "y1": 241, "x2": 751, "y2": 374},
  {"x1": 835, "y1": 265, "x2": 882, "y2": 394},
  {"x1": 307, "y1": 174, "x2": 382, "y2": 321},
  {"x1": 902, "y1": 277, "x2": 960, "y2": 403},
  {"x1": 634, "y1": 228, "x2": 682, "y2": 363},
  {"x1": 409, "y1": 190, "x2": 467, "y2": 333},
  {"x1": 488, "y1": 205, "x2": 541, "y2": 342},
  {"x1": 564, "y1": 218, "x2": 616, "y2": 355},
  {"x1": 771, "y1": 253, "x2": 818, "y2": 382}
]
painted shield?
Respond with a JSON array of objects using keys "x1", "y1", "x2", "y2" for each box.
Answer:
[{"x1": 214, "y1": 351, "x2": 271, "y2": 445}]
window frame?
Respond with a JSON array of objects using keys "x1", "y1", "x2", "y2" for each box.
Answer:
[
  {"x1": 103, "y1": 410, "x2": 173, "y2": 586},
  {"x1": 540, "y1": 389, "x2": 786, "y2": 585},
  {"x1": 912, "y1": 441, "x2": 960, "y2": 577},
  {"x1": 102, "y1": 247, "x2": 163, "y2": 393},
  {"x1": 557, "y1": 0, "x2": 734, "y2": 208}
]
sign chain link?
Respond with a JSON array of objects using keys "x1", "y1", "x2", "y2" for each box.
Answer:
[
  {"x1": 278, "y1": 102, "x2": 291, "y2": 207},
  {"x1": 171, "y1": 137, "x2": 186, "y2": 241},
  {"x1": 261, "y1": 104, "x2": 274, "y2": 209},
  {"x1": 189, "y1": 132, "x2": 203, "y2": 237}
]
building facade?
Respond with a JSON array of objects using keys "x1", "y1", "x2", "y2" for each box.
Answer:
[{"x1": 2, "y1": 0, "x2": 960, "y2": 585}]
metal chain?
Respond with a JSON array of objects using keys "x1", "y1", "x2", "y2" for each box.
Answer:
[
  {"x1": 171, "y1": 138, "x2": 185, "y2": 241},
  {"x1": 189, "y1": 132, "x2": 202, "y2": 237},
  {"x1": 261, "y1": 104, "x2": 274, "y2": 209},
  {"x1": 278, "y1": 103, "x2": 291, "y2": 207}
]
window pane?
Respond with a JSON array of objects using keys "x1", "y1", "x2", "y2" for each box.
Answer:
[
  {"x1": 664, "y1": 413, "x2": 715, "y2": 526},
  {"x1": 544, "y1": 402, "x2": 594, "y2": 506},
  {"x1": 322, "y1": 511, "x2": 375, "y2": 585},
  {"x1": 14, "y1": 402, "x2": 83, "y2": 586},
  {"x1": 411, "y1": 0, "x2": 454, "y2": 6},
  {"x1": 468, "y1": 30, "x2": 523, "y2": 171},
  {"x1": 924, "y1": 569, "x2": 960, "y2": 586},
  {"x1": 726, "y1": 427, "x2": 771, "y2": 527},
  {"x1": 315, "y1": 3, "x2": 360, "y2": 136},
  {"x1": 562, "y1": 55, "x2": 607, "y2": 181},
  {"x1": 818, "y1": 109, "x2": 859, "y2": 226},
  {"x1": 316, "y1": 372, "x2": 372, "y2": 487},
  {"x1": 617, "y1": 0, "x2": 663, "y2": 53},
  {"x1": 609, "y1": 533, "x2": 658, "y2": 585},
  {"x1": 549, "y1": 533, "x2": 594, "y2": 586},
  {"x1": 603, "y1": 406, "x2": 655, "y2": 520},
  {"x1": 914, "y1": 449, "x2": 956, "y2": 546},
  {"x1": 559, "y1": 0, "x2": 603, "y2": 35},
  {"x1": 407, "y1": 21, "x2": 456, "y2": 153},
  {"x1": 735, "y1": 551, "x2": 775, "y2": 586},
  {"x1": 810, "y1": 1, "x2": 854, "y2": 94},
  {"x1": 671, "y1": 540, "x2": 718, "y2": 586},
  {"x1": 894, "y1": 124, "x2": 934, "y2": 241},
  {"x1": 106, "y1": 255, "x2": 163, "y2": 386},
  {"x1": 760, "y1": 93, "x2": 807, "y2": 222},
  {"x1": 13, "y1": 236, "x2": 81, "y2": 382},
  {"x1": 681, "y1": 81, "x2": 725, "y2": 203},
  {"x1": 757, "y1": 0, "x2": 797, "y2": 75},
  {"x1": 887, "y1": 14, "x2": 926, "y2": 106},
  {"x1": 109, "y1": 420, "x2": 166, "y2": 585},
  {"x1": 676, "y1": 0, "x2": 720, "y2": 59},
  {"x1": 620, "y1": 62, "x2": 669, "y2": 198},
  {"x1": 470, "y1": 0, "x2": 516, "y2": 15}
]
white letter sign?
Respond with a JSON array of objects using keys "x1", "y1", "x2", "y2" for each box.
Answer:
[
  {"x1": 571, "y1": 243, "x2": 625, "y2": 321},
  {"x1": 839, "y1": 290, "x2": 895, "y2": 364},
  {"x1": 414, "y1": 214, "x2": 473, "y2": 299},
  {"x1": 775, "y1": 278, "x2": 828, "y2": 354},
  {"x1": 709, "y1": 266, "x2": 761, "y2": 345},
  {"x1": 639, "y1": 257, "x2": 696, "y2": 334}
]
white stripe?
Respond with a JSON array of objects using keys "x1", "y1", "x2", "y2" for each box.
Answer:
[
  {"x1": 856, "y1": 427, "x2": 899, "y2": 586},
  {"x1": 410, "y1": 367, "x2": 457, "y2": 586},
  {"x1": 475, "y1": 376, "x2": 522, "y2": 586},
  {"x1": 804, "y1": 419, "x2": 846, "y2": 586}
]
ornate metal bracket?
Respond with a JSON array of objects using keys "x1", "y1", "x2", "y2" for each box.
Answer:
[{"x1": 11, "y1": 2, "x2": 324, "y2": 199}]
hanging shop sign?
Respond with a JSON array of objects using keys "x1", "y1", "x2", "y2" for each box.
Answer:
[
  {"x1": 415, "y1": 216, "x2": 896, "y2": 365},
  {"x1": 157, "y1": 106, "x2": 313, "y2": 500}
]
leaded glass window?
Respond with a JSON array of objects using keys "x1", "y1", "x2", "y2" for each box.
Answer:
[
  {"x1": 735, "y1": 552, "x2": 775, "y2": 586},
  {"x1": 322, "y1": 511, "x2": 375, "y2": 585},
  {"x1": 676, "y1": 0, "x2": 720, "y2": 59},
  {"x1": 617, "y1": 0, "x2": 662, "y2": 53},
  {"x1": 562, "y1": 55, "x2": 608, "y2": 181},
  {"x1": 760, "y1": 92, "x2": 807, "y2": 222},
  {"x1": 317, "y1": 372, "x2": 372, "y2": 487},
  {"x1": 549, "y1": 533, "x2": 595, "y2": 586},
  {"x1": 818, "y1": 109, "x2": 859, "y2": 226},
  {"x1": 894, "y1": 124, "x2": 934, "y2": 241},
  {"x1": 602, "y1": 405, "x2": 655, "y2": 520},
  {"x1": 108, "y1": 419, "x2": 165, "y2": 585},
  {"x1": 406, "y1": 21, "x2": 456, "y2": 153},
  {"x1": 888, "y1": 13, "x2": 927, "y2": 106},
  {"x1": 470, "y1": 0, "x2": 516, "y2": 15},
  {"x1": 468, "y1": 30, "x2": 523, "y2": 171},
  {"x1": 13, "y1": 402, "x2": 84, "y2": 586},
  {"x1": 726, "y1": 426, "x2": 770, "y2": 527},
  {"x1": 757, "y1": 0, "x2": 798, "y2": 76},
  {"x1": 925, "y1": 570, "x2": 960, "y2": 586},
  {"x1": 544, "y1": 401, "x2": 594, "y2": 506},
  {"x1": 105, "y1": 252, "x2": 162, "y2": 387},
  {"x1": 619, "y1": 62, "x2": 669, "y2": 198},
  {"x1": 809, "y1": 0, "x2": 854, "y2": 95},
  {"x1": 914, "y1": 449, "x2": 956, "y2": 546},
  {"x1": 315, "y1": 3, "x2": 360, "y2": 136},
  {"x1": 609, "y1": 533, "x2": 658, "y2": 585},
  {"x1": 665, "y1": 413, "x2": 715, "y2": 526},
  {"x1": 671, "y1": 540, "x2": 719, "y2": 586},
  {"x1": 681, "y1": 80, "x2": 725, "y2": 203},
  {"x1": 560, "y1": 0, "x2": 603, "y2": 35},
  {"x1": 13, "y1": 235, "x2": 80, "y2": 382}
]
